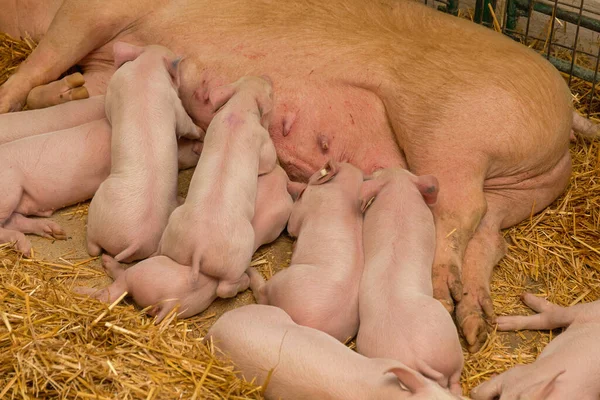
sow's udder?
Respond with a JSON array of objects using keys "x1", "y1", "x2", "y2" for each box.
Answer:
[
  {"x1": 185, "y1": 73, "x2": 406, "y2": 181},
  {"x1": 266, "y1": 81, "x2": 405, "y2": 180}
]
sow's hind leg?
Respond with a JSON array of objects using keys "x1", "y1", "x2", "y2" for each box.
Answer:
[
  {"x1": 454, "y1": 208, "x2": 506, "y2": 353},
  {"x1": 456, "y1": 150, "x2": 572, "y2": 352},
  {"x1": 410, "y1": 154, "x2": 489, "y2": 316}
]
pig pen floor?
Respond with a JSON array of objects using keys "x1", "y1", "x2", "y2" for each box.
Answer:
[{"x1": 2, "y1": 30, "x2": 600, "y2": 399}]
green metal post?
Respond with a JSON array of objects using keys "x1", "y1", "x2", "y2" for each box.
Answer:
[
  {"x1": 505, "y1": 0, "x2": 518, "y2": 31},
  {"x1": 474, "y1": 0, "x2": 498, "y2": 25},
  {"x1": 447, "y1": 0, "x2": 459, "y2": 15}
]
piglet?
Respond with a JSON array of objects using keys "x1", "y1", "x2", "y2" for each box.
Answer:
[
  {"x1": 249, "y1": 160, "x2": 364, "y2": 342},
  {"x1": 157, "y1": 75, "x2": 277, "y2": 302},
  {"x1": 206, "y1": 304, "x2": 467, "y2": 400},
  {"x1": 0, "y1": 117, "x2": 202, "y2": 255},
  {"x1": 86, "y1": 42, "x2": 202, "y2": 263},
  {"x1": 356, "y1": 167, "x2": 464, "y2": 395},
  {"x1": 78, "y1": 165, "x2": 292, "y2": 322},
  {"x1": 472, "y1": 293, "x2": 600, "y2": 400},
  {"x1": 0, "y1": 119, "x2": 109, "y2": 255}
]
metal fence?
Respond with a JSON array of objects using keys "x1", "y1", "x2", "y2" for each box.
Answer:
[{"x1": 433, "y1": 0, "x2": 600, "y2": 117}]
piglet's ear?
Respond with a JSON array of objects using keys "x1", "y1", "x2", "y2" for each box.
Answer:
[
  {"x1": 256, "y1": 75, "x2": 274, "y2": 120},
  {"x1": 308, "y1": 159, "x2": 340, "y2": 185},
  {"x1": 113, "y1": 42, "x2": 144, "y2": 69},
  {"x1": 208, "y1": 82, "x2": 237, "y2": 112},
  {"x1": 163, "y1": 56, "x2": 183, "y2": 88},
  {"x1": 359, "y1": 179, "x2": 384, "y2": 213},
  {"x1": 287, "y1": 181, "x2": 308, "y2": 201},
  {"x1": 385, "y1": 365, "x2": 428, "y2": 394},
  {"x1": 413, "y1": 174, "x2": 439, "y2": 206}
]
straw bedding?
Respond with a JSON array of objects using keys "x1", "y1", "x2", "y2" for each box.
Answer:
[{"x1": 1, "y1": 12, "x2": 600, "y2": 399}]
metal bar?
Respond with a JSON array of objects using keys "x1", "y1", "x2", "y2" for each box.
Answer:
[
  {"x1": 587, "y1": 50, "x2": 600, "y2": 117},
  {"x1": 567, "y1": 0, "x2": 586, "y2": 86},
  {"x1": 513, "y1": 0, "x2": 600, "y2": 33},
  {"x1": 546, "y1": 0, "x2": 559, "y2": 61},
  {"x1": 555, "y1": 0, "x2": 600, "y2": 17},
  {"x1": 503, "y1": 28, "x2": 600, "y2": 83},
  {"x1": 474, "y1": 0, "x2": 497, "y2": 23},
  {"x1": 549, "y1": 55, "x2": 599, "y2": 82},
  {"x1": 504, "y1": 29, "x2": 599, "y2": 58},
  {"x1": 475, "y1": 0, "x2": 485, "y2": 22},
  {"x1": 499, "y1": 0, "x2": 508, "y2": 30},
  {"x1": 447, "y1": 0, "x2": 459, "y2": 15},
  {"x1": 524, "y1": 0, "x2": 535, "y2": 45},
  {"x1": 505, "y1": 0, "x2": 519, "y2": 31}
]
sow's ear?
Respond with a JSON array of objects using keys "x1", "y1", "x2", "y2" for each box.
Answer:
[
  {"x1": 287, "y1": 181, "x2": 308, "y2": 201},
  {"x1": 308, "y1": 159, "x2": 340, "y2": 185},
  {"x1": 413, "y1": 174, "x2": 439, "y2": 206},
  {"x1": 113, "y1": 41, "x2": 144, "y2": 69}
]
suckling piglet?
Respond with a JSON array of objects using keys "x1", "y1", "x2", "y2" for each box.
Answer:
[
  {"x1": 206, "y1": 304, "x2": 468, "y2": 400},
  {"x1": 249, "y1": 160, "x2": 364, "y2": 342},
  {"x1": 0, "y1": 117, "x2": 202, "y2": 256},
  {"x1": 78, "y1": 164, "x2": 291, "y2": 322},
  {"x1": 86, "y1": 42, "x2": 202, "y2": 263},
  {"x1": 157, "y1": 75, "x2": 277, "y2": 303},
  {"x1": 356, "y1": 167, "x2": 464, "y2": 395}
]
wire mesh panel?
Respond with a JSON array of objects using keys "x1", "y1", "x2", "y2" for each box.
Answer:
[{"x1": 432, "y1": 0, "x2": 600, "y2": 117}]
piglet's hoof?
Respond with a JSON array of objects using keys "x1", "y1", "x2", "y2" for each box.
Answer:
[
  {"x1": 39, "y1": 220, "x2": 67, "y2": 240},
  {"x1": 1, "y1": 231, "x2": 32, "y2": 256},
  {"x1": 26, "y1": 72, "x2": 89, "y2": 110}
]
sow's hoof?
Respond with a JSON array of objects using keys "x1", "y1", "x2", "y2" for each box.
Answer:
[
  {"x1": 432, "y1": 263, "x2": 463, "y2": 314},
  {"x1": 26, "y1": 72, "x2": 89, "y2": 110},
  {"x1": 456, "y1": 287, "x2": 495, "y2": 353},
  {"x1": 0, "y1": 76, "x2": 30, "y2": 113}
]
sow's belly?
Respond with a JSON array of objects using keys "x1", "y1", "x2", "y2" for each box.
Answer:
[
  {"x1": 266, "y1": 79, "x2": 406, "y2": 181},
  {"x1": 125, "y1": 14, "x2": 406, "y2": 181}
]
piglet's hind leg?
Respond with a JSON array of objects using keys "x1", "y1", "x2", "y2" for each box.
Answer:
[
  {"x1": 73, "y1": 282, "x2": 127, "y2": 304},
  {"x1": 73, "y1": 255, "x2": 128, "y2": 303},
  {"x1": 100, "y1": 254, "x2": 128, "y2": 280},
  {"x1": 4, "y1": 213, "x2": 66, "y2": 240},
  {"x1": 0, "y1": 180, "x2": 31, "y2": 254},
  {"x1": 0, "y1": 227, "x2": 31, "y2": 255},
  {"x1": 247, "y1": 267, "x2": 268, "y2": 304}
]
